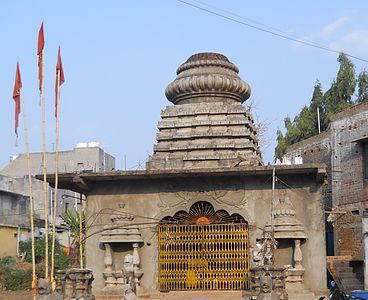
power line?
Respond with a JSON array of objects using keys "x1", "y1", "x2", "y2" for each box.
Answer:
[{"x1": 176, "y1": 0, "x2": 368, "y2": 64}]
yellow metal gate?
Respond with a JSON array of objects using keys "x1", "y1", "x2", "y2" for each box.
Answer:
[{"x1": 158, "y1": 223, "x2": 249, "y2": 291}]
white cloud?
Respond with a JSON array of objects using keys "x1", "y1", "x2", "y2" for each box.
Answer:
[
  {"x1": 310, "y1": 16, "x2": 349, "y2": 40},
  {"x1": 302, "y1": 15, "x2": 350, "y2": 43},
  {"x1": 329, "y1": 30, "x2": 368, "y2": 57},
  {"x1": 292, "y1": 15, "x2": 350, "y2": 48}
]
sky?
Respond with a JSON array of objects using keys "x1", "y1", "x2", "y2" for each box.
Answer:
[{"x1": 0, "y1": 1, "x2": 367, "y2": 171}]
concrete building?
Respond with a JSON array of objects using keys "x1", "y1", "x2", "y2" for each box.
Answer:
[
  {"x1": 283, "y1": 101, "x2": 368, "y2": 291},
  {"x1": 1, "y1": 144, "x2": 115, "y2": 222},
  {"x1": 48, "y1": 53, "x2": 327, "y2": 299},
  {"x1": 0, "y1": 175, "x2": 31, "y2": 258}
]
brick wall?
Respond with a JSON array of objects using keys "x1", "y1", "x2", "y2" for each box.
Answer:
[{"x1": 284, "y1": 102, "x2": 368, "y2": 256}]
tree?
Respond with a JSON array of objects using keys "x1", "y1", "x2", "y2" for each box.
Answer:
[
  {"x1": 335, "y1": 53, "x2": 356, "y2": 104},
  {"x1": 309, "y1": 80, "x2": 326, "y2": 132},
  {"x1": 357, "y1": 69, "x2": 368, "y2": 103},
  {"x1": 61, "y1": 209, "x2": 85, "y2": 267},
  {"x1": 274, "y1": 53, "x2": 358, "y2": 160},
  {"x1": 275, "y1": 129, "x2": 288, "y2": 160}
]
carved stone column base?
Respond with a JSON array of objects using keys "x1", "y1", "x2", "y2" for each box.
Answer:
[
  {"x1": 55, "y1": 268, "x2": 94, "y2": 300},
  {"x1": 284, "y1": 268, "x2": 314, "y2": 300},
  {"x1": 101, "y1": 286, "x2": 122, "y2": 294}
]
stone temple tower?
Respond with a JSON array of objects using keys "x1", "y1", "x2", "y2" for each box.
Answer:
[{"x1": 147, "y1": 52, "x2": 262, "y2": 170}]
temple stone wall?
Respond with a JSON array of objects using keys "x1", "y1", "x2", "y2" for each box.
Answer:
[{"x1": 84, "y1": 170, "x2": 326, "y2": 296}]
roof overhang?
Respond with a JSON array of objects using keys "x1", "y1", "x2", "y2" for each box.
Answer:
[{"x1": 36, "y1": 164, "x2": 326, "y2": 194}]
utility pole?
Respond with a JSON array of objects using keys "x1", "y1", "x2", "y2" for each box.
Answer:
[{"x1": 271, "y1": 167, "x2": 276, "y2": 235}]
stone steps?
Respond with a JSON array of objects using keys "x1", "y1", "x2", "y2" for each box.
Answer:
[
  {"x1": 326, "y1": 256, "x2": 363, "y2": 292},
  {"x1": 96, "y1": 290, "x2": 249, "y2": 300}
]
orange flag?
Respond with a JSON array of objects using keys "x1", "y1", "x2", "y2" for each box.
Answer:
[
  {"x1": 37, "y1": 22, "x2": 45, "y2": 93},
  {"x1": 13, "y1": 62, "x2": 22, "y2": 139},
  {"x1": 55, "y1": 46, "x2": 65, "y2": 117}
]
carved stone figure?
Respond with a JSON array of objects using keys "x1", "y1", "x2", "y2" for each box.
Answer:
[
  {"x1": 122, "y1": 254, "x2": 135, "y2": 298},
  {"x1": 123, "y1": 285, "x2": 138, "y2": 300},
  {"x1": 256, "y1": 275, "x2": 280, "y2": 300},
  {"x1": 251, "y1": 241, "x2": 264, "y2": 267}
]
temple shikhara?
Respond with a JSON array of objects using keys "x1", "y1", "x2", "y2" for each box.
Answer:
[{"x1": 51, "y1": 53, "x2": 328, "y2": 299}]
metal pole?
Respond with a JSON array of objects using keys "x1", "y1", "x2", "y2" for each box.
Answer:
[
  {"x1": 51, "y1": 68, "x2": 60, "y2": 288},
  {"x1": 271, "y1": 168, "x2": 276, "y2": 234},
  {"x1": 21, "y1": 91, "x2": 37, "y2": 292},
  {"x1": 41, "y1": 51, "x2": 49, "y2": 279},
  {"x1": 317, "y1": 107, "x2": 321, "y2": 134},
  {"x1": 79, "y1": 193, "x2": 83, "y2": 269}
]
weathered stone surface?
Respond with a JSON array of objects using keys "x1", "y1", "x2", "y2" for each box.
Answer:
[
  {"x1": 147, "y1": 53, "x2": 262, "y2": 170},
  {"x1": 55, "y1": 268, "x2": 94, "y2": 300},
  {"x1": 265, "y1": 190, "x2": 307, "y2": 240}
]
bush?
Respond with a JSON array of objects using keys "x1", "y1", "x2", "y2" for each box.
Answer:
[
  {"x1": 0, "y1": 256, "x2": 31, "y2": 290},
  {"x1": 19, "y1": 234, "x2": 69, "y2": 270},
  {"x1": 0, "y1": 236, "x2": 70, "y2": 291}
]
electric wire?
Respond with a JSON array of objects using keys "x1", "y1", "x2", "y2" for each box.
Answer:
[{"x1": 176, "y1": 0, "x2": 368, "y2": 63}]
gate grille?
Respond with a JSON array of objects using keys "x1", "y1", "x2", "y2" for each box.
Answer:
[{"x1": 158, "y1": 223, "x2": 249, "y2": 291}]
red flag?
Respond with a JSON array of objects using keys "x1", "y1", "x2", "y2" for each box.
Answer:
[
  {"x1": 37, "y1": 22, "x2": 45, "y2": 92},
  {"x1": 13, "y1": 62, "x2": 22, "y2": 138},
  {"x1": 55, "y1": 46, "x2": 64, "y2": 117}
]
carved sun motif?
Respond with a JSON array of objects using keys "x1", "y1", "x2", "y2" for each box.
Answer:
[{"x1": 160, "y1": 201, "x2": 246, "y2": 225}]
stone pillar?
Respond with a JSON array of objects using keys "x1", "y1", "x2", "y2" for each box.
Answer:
[
  {"x1": 293, "y1": 239, "x2": 303, "y2": 269},
  {"x1": 132, "y1": 243, "x2": 143, "y2": 294},
  {"x1": 103, "y1": 243, "x2": 116, "y2": 289}
]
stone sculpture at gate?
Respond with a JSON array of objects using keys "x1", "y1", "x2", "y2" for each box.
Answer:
[
  {"x1": 122, "y1": 254, "x2": 137, "y2": 300},
  {"x1": 99, "y1": 213, "x2": 144, "y2": 294},
  {"x1": 256, "y1": 275, "x2": 280, "y2": 300}
]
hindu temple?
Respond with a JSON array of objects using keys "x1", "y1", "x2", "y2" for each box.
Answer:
[{"x1": 51, "y1": 53, "x2": 328, "y2": 299}]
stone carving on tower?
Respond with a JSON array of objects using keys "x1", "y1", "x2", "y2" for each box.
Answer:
[{"x1": 147, "y1": 52, "x2": 262, "y2": 170}]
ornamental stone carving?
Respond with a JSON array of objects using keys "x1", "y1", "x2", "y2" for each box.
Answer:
[
  {"x1": 55, "y1": 269, "x2": 94, "y2": 300},
  {"x1": 157, "y1": 178, "x2": 247, "y2": 213}
]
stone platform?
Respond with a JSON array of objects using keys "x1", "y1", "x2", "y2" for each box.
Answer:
[{"x1": 96, "y1": 290, "x2": 249, "y2": 300}]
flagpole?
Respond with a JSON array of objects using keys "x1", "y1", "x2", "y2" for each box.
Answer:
[
  {"x1": 51, "y1": 68, "x2": 60, "y2": 288},
  {"x1": 79, "y1": 193, "x2": 83, "y2": 269},
  {"x1": 21, "y1": 90, "x2": 37, "y2": 294},
  {"x1": 41, "y1": 51, "x2": 49, "y2": 280}
]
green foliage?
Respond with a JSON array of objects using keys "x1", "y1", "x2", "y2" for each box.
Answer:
[
  {"x1": 335, "y1": 53, "x2": 356, "y2": 104},
  {"x1": 274, "y1": 53, "x2": 365, "y2": 159},
  {"x1": 60, "y1": 210, "x2": 85, "y2": 267},
  {"x1": 0, "y1": 256, "x2": 31, "y2": 291},
  {"x1": 61, "y1": 209, "x2": 85, "y2": 238},
  {"x1": 357, "y1": 69, "x2": 368, "y2": 103},
  {"x1": 0, "y1": 256, "x2": 16, "y2": 268},
  {"x1": 19, "y1": 234, "x2": 69, "y2": 271}
]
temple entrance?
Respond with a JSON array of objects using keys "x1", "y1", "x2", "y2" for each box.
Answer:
[{"x1": 158, "y1": 201, "x2": 249, "y2": 291}]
